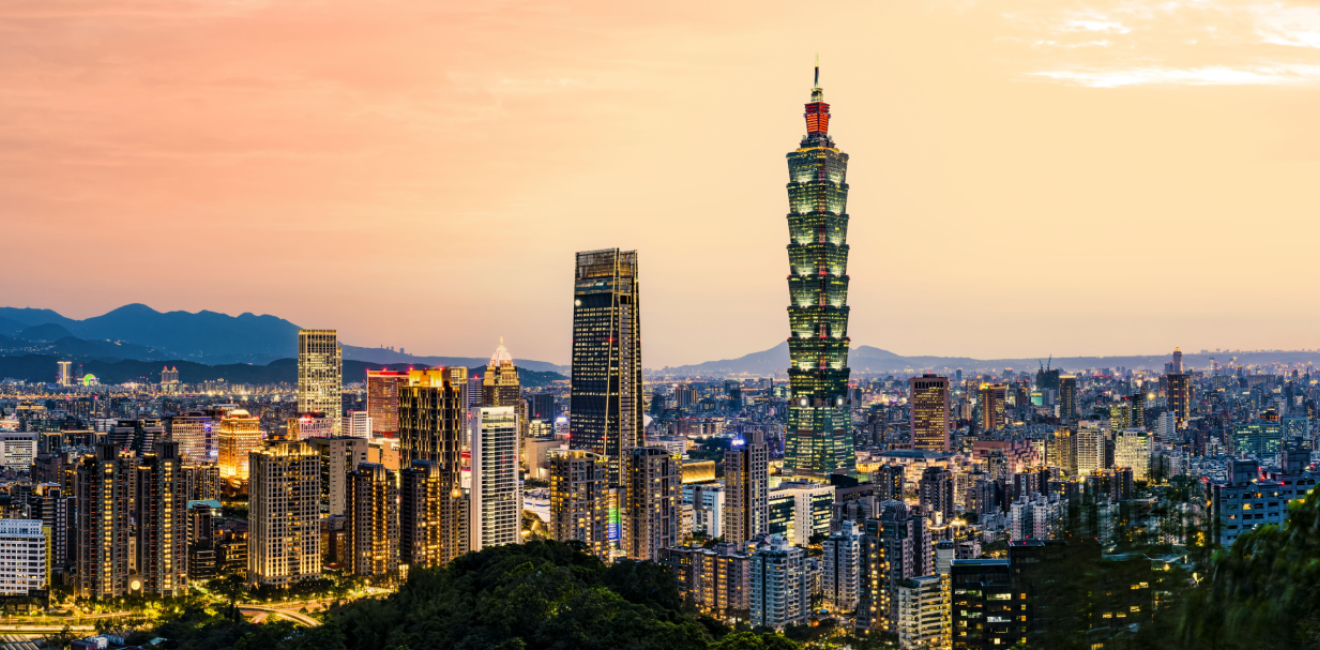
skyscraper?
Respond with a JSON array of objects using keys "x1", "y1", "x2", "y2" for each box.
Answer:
[
  {"x1": 57, "y1": 360, "x2": 72, "y2": 387},
  {"x1": 978, "y1": 384, "x2": 1007, "y2": 431},
  {"x1": 784, "y1": 64, "x2": 857, "y2": 479},
  {"x1": 471, "y1": 407, "x2": 522, "y2": 551},
  {"x1": 909, "y1": 375, "x2": 950, "y2": 452},
  {"x1": 347, "y1": 462, "x2": 398, "y2": 578},
  {"x1": 304, "y1": 436, "x2": 369, "y2": 518},
  {"x1": 1172, "y1": 347, "x2": 1183, "y2": 374},
  {"x1": 918, "y1": 466, "x2": 955, "y2": 524},
  {"x1": 298, "y1": 329, "x2": 343, "y2": 436},
  {"x1": 217, "y1": 409, "x2": 262, "y2": 481},
  {"x1": 136, "y1": 441, "x2": 188, "y2": 597},
  {"x1": 76, "y1": 444, "x2": 134, "y2": 599},
  {"x1": 1167, "y1": 373, "x2": 1190, "y2": 427},
  {"x1": 248, "y1": 441, "x2": 321, "y2": 587},
  {"x1": 483, "y1": 339, "x2": 527, "y2": 439},
  {"x1": 723, "y1": 429, "x2": 770, "y2": 546},
  {"x1": 366, "y1": 369, "x2": 408, "y2": 438},
  {"x1": 549, "y1": 450, "x2": 610, "y2": 561},
  {"x1": 751, "y1": 535, "x2": 809, "y2": 630},
  {"x1": 570, "y1": 249, "x2": 643, "y2": 486},
  {"x1": 398, "y1": 369, "x2": 466, "y2": 467},
  {"x1": 400, "y1": 459, "x2": 466, "y2": 569},
  {"x1": 621, "y1": 447, "x2": 681, "y2": 561},
  {"x1": 1058, "y1": 375, "x2": 1078, "y2": 422}
]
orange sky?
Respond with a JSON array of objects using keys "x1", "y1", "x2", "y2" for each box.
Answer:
[{"x1": 4, "y1": 0, "x2": 1320, "y2": 366}]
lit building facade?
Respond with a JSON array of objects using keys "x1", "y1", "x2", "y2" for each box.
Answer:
[
  {"x1": 978, "y1": 385, "x2": 1006, "y2": 432},
  {"x1": 897, "y1": 574, "x2": 951, "y2": 650},
  {"x1": 0, "y1": 520, "x2": 48, "y2": 596},
  {"x1": 723, "y1": 429, "x2": 769, "y2": 546},
  {"x1": 366, "y1": 369, "x2": 408, "y2": 438},
  {"x1": 136, "y1": 441, "x2": 188, "y2": 597},
  {"x1": 248, "y1": 442, "x2": 321, "y2": 587},
  {"x1": 400, "y1": 459, "x2": 467, "y2": 569},
  {"x1": 76, "y1": 444, "x2": 135, "y2": 599},
  {"x1": 304, "y1": 436, "x2": 370, "y2": 519},
  {"x1": 549, "y1": 450, "x2": 610, "y2": 561},
  {"x1": 750, "y1": 534, "x2": 809, "y2": 630},
  {"x1": 347, "y1": 462, "x2": 399, "y2": 578},
  {"x1": 822, "y1": 521, "x2": 863, "y2": 614},
  {"x1": 622, "y1": 447, "x2": 681, "y2": 561},
  {"x1": 783, "y1": 66, "x2": 856, "y2": 479},
  {"x1": 217, "y1": 409, "x2": 261, "y2": 480},
  {"x1": 471, "y1": 407, "x2": 522, "y2": 551},
  {"x1": 1114, "y1": 429, "x2": 1150, "y2": 480},
  {"x1": 910, "y1": 375, "x2": 950, "y2": 452},
  {"x1": 570, "y1": 249, "x2": 643, "y2": 486},
  {"x1": 298, "y1": 329, "x2": 343, "y2": 436}
]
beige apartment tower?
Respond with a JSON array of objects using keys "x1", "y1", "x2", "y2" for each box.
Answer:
[
  {"x1": 248, "y1": 442, "x2": 322, "y2": 587},
  {"x1": 723, "y1": 429, "x2": 769, "y2": 546},
  {"x1": 298, "y1": 329, "x2": 343, "y2": 436}
]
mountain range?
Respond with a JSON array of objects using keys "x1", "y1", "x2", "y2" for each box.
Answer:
[
  {"x1": 658, "y1": 341, "x2": 1320, "y2": 376},
  {"x1": 0, "y1": 304, "x2": 566, "y2": 372}
]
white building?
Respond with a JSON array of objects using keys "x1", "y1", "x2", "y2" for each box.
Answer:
[
  {"x1": 1114, "y1": 429, "x2": 1150, "y2": 481},
  {"x1": 685, "y1": 483, "x2": 724, "y2": 540},
  {"x1": 0, "y1": 432, "x2": 37, "y2": 468},
  {"x1": 750, "y1": 534, "x2": 808, "y2": 630},
  {"x1": 821, "y1": 521, "x2": 863, "y2": 614},
  {"x1": 344, "y1": 410, "x2": 372, "y2": 439},
  {"x1": 471, "y1": 407, "x2": 522, "y2": 551},
  {"x1": 1009, "y1": 494, "x2": 1065, "y2": 541},
  {"x1": 1156, "y1": 411, "x2": 1177, "y2": 441},
  {"x1": 896, "y1": 574, "x2": 950, "y2": 650},
  {"x1": 0, "y1": 520, "x2": 47, "y2": 595},
  {"x1": 1076, "y1": 422, "x2": 1106, "y2": 475}
]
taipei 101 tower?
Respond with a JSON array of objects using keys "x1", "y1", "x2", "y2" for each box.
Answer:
[{"x1": 783, "y1": 62, "x2": 857, "y2": 479}]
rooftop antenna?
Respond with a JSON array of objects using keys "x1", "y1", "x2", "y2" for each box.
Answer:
[{"x1": 814, "y1": 53, "x2": 820, "y2": 88}]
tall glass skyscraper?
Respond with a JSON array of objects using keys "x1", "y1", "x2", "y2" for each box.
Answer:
[
  {"x1": 570, "y1": 249, "x2": 643, "y2": 486},
  {"x1": 784, "y1": 66, "x2": 856, "y2": 479},
  {"x1": 298, "y1": 329, "x2": 342, "y2": 436}
]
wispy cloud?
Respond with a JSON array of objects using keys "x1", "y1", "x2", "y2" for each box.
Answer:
[
  {"x1": 1006, "y1": 0, "x2": 1320, "y2": 86},
  {"x1": 1032, "y1": 63, "x2": 1320, "y2": 86}
]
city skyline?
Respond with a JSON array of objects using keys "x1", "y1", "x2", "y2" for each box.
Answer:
[{"x1": 7, "y1": 1, "x2": 1320, "y2": 368}]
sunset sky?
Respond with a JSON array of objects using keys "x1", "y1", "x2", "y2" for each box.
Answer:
[{"x1": 4, "y1": 0, "x2": 1320, "y2": 367}]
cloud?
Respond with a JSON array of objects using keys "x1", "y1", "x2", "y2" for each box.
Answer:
[
  {"x1": 1031, "y1": 63, "x2": 1320, "y2": 86},
  {"x1": 1004, "y1": 0, "x2": 1320, "y2": 86}
]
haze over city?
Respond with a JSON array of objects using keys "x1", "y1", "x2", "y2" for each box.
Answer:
[{"x1": 6, "y1": 0, "x2": 1320, "y2": 366}]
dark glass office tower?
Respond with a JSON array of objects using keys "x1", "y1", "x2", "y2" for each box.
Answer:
[
  {"x1": 570, "y1": 249, "x2": 643, "y2": 485},
  {"x1": 784, "y1": 65, "x2": 856, "y2": 479}
]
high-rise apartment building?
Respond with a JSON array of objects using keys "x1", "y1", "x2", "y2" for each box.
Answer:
[
  {"x1": 366, "y1": 369, "x2": 408, "y2": 438},
  {"x1": 298, "y1": 329, "x2": 343, "y2": 437},
  {"x1": 399, "y1": 459, "x2": 467, "y2": 569},
  {"x1": 248, "y1": 442, "x2": 321, "y2": 587},
  {"x1": 622, "y1": 447, "x2": 681, "y2": 561},
  {"x1": 136, "y1": 441, "x2": 188, "y2": 597},
  {"x1": 783, "y1": 66, "x2": 856, "y2": 479},
  {"x1": 347, "y1": 462, "x2": 398, "y2": 578},
  {"x1": 483, "y1": 339, "x2": 527, "y2": 440},
  {"x1": 896, "y1": 574, "x2": 950, "y2": 650},
  {"x1": 471, "y1": 407, "x2": 521, "y2": 552},
  {"x1": 1108, "y1": 402, "x2": 1131, "y2": 434},
  {"x1": 548, "y1": 450, "x2": 609, "y2": 561},
  {"x1": 217, "y1": 409, "x2": 261, "y2": 481},
  {"x1": 659, "y1": 542, "x2": 752, "y2": 621},
  {"x1": 76, "y1": 444, "x2": 134, "y2": 599},
  {"x1": 874, "y1": 464, "x2": 905, "y2": 502},
  {"x1": 909, "y1": 375, "x2": 950, "y2": 452},
  {"x1": 0, "y1": 521, "x2": 48, "y2": 596},
  {"x1": 822, "y1": 521, "x2": 863, "y2": 614},
  {"x1": 570, "y1": 248, "x2": 643, "y2": 485},
  {"x1": 1114, "y1": 429, "x2": 1150, "y2": 480},
  {"x1": 1075, "y1": 422, "x2": 1106, "y2": 475},
  {"x1": 919, "y1": 467, "x2": 955, "y2": 524},
  {"x1": 1167, "y1": 373, "x2": 1190, "y2": 427},
  {"x1": 304, "y1": 436, "x2": 369, "y2": 519},
  {"x1": 526, "y1": 392, "x2": 557, "y2": 423},
  {"x1": 57, "y1": 361, "x2": 72, "y2": 387},
  {"x1": 978, "y1": 384, "x2": 1007, "y2": 432},
  {"x1": 1058, "y1": 376, "x2": 1077, "y2": 422},
  {"x1": 1171, "y1": 347, "x2": 1183, "y2": 374},
  {"x1": 723, "y1": 429, "x2": 769, "y2": 546},
  {"x1": 398, "y1": 369, "x2": 466, "y2": 468},
  {"x1": 750, "y1": 534, "x2": 809, "y2": 630},
  {"x1": 861, "y1": 501, "x2": 932, "y2": 633}
]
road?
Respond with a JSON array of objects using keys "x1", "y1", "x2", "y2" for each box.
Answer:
[{"x1": 236, "y1": 604, "x2": 320, "y2": 627}]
